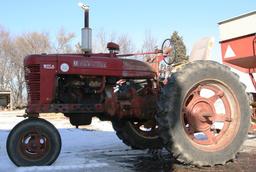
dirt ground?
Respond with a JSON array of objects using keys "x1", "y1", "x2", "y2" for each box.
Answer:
[{"x1": 0, "y1": 110, "x2": 256, "y2": 172}]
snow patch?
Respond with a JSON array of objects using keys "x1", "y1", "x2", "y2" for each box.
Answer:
[{"x1": 15, "y1": 162, "x2": 109, "y2": 172}]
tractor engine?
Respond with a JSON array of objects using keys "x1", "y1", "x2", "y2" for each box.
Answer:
[
  {"x1": 56, "y1": 75, "x2": 105, "y2": 104},
  {"x1": 105, "y1": 79, "x2": 157, "y2": 120},
  {"x1": 55, "y1": 75, "x2": 158, "y2": 124}
]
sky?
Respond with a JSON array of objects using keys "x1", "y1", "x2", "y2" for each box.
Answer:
[{"x1": 0, "y1": 0, "x2": 255, "y2": 61}]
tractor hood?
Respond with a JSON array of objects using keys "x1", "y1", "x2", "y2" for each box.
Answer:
[{"x1": 24, "y1": 54, "x2": 157, "y2": 79}]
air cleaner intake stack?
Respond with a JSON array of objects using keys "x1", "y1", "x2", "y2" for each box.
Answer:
[{"x1": 79, "y1": 2, "x2": 92, "y2": 53}]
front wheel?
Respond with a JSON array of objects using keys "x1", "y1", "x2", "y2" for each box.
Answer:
[
  {"x1": 7, "y1": 118, "x2": 61, "y2": 166},
  {"x1": 156, "y1": 61, "x2": 251, "y2": 166}
]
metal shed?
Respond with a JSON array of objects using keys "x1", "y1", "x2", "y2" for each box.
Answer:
[{"x1": 0, "y1": 91, "x2": 12, "y2": 110}]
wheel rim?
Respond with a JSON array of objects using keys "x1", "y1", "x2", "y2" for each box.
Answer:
[
  {"x1": 130, "y1": 120, "x2": 159, "y2": 139},
  {"x1": 182, "y1": 80, "x2": 240, "y2": 152},
  {"x1": 19, "y1": 128, "x2": 50, "y2": 161}
]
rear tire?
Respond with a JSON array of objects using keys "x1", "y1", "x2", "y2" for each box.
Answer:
[
  {"x1": 112, "y1": 119, "x2": 162, "y2": 149},
  {"x1": 7, "y1": 118, "x2": 61, "y2": 166},
  {"x1": 156, "y1": 60, "x2": 251, "y2": 166}
]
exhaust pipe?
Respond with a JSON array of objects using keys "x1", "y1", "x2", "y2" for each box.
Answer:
[{"x1": 79, "y1": 3, "x2": 92, "y2": 53}]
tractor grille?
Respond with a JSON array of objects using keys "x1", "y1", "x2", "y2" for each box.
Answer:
[{"x1": 25, "y1": 64, "x2": 40, "y2": 103}]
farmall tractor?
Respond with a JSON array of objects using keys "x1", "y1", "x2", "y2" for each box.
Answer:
[{"x1": 6, "y1": 3, "x2": 252, "y2": 167}]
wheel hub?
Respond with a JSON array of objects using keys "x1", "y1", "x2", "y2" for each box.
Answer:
[
  {"x1": 21, "y1": 131, "x2": 48, "y2": 159},
  {"x1": 182, "y1": 83, "x2": 237, "y2": 150},
  {"x1": 186, "y1": 97, "x2": 215, "y2": 132}
]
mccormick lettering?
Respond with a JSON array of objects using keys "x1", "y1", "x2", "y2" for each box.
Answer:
[{"x1": 73, "y1": 60, "x2": 107, "y2": 68}]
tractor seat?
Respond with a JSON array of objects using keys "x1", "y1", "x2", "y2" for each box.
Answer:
[{"x1": 107, "y1": 42, "x2": 120, "y2": 52}]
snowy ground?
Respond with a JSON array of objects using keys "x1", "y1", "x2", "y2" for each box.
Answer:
[
  {"x1": 1, "y1": 110, "x2": 173, "y2": 172},
  {"x1": 0, "y1": 110, "x2": 256, "y2": 172},
  {"x1": 0, "y1": 128, "x2": 126, "y2": 172},
  {"x1": 0, "y1": 110, "x2": 127, "y2": 172}
]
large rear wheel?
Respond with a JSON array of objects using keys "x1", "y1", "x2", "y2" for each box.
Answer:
[
  {"x1": 7, "y1": 118, "x2": 61, "y2": 166},
  {"x1": 156, "y1": 60, "x2": 251, "y2": 166}
]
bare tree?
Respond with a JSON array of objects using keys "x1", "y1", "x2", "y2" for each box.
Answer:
[
  {"x1": 93, "y1": 29, "x2": 135, "y2": 55},
  {"x1": 74, "y1": 43, "x2": 83, "y2": 53},
  {"x1": 12, "y1": 32, "x2": 52, "y2": 107},
  {"x1": 141, "y1": 31, "x2": 158, "y2": 61},
  {"x1": 93, "y1": 29, "x2": 108, "y2": 53},
  {"x1": 15, "y1": 32, "x2": 51, "y2": 55},
  {"x1": 55, "y1": 28, "x2": 75, "y2": 53},
  {"x1": 0, "y1": 29, "x2": 53, "y2": 107},
  {"x1": 0, "y1": 27, "x2": 12, "y2": 90},
  {"x1": 142, "y1": 30, "x2": 158, "y2": 53},
  {"x1": 117, "y1": 34, "x2": 135, "y2": 54}
]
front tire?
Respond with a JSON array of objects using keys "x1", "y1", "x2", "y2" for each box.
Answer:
[
  {"x1": 156, "y1": 60, "x2": 251, "y2": 166},
  {"x1": 7, "y1": 118, "x2": 61, "y2": 166}
]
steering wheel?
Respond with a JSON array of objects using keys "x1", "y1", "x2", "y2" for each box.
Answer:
[{"x1": 161, "y1": 39, "x2": 176, "y2": 65}]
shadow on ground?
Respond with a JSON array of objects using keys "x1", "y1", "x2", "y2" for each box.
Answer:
[{"x1": 85, "y1": 147, "x2": 256, "y2": 172}]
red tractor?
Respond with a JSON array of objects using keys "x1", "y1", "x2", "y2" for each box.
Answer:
[{"x1": 6, "y1": 4, "x2": 251, "y2": 167}]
